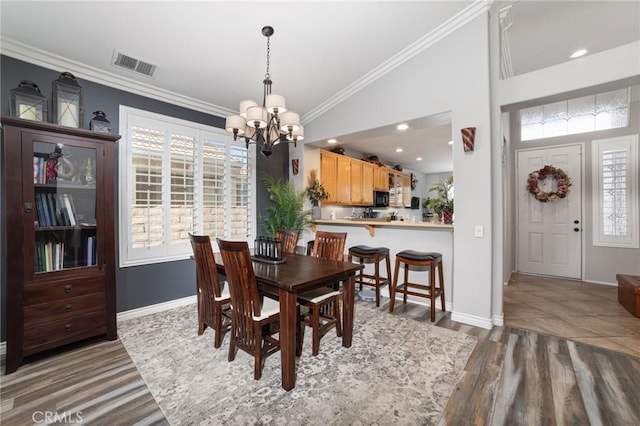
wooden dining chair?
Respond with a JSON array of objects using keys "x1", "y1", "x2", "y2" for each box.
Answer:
[
  {"x1": 189, "y1": 233, "x2": 232, "y2": 349},
  {"x1": 298, "y1": 231, "x2": 347, "y2": 356},
  {"x1": 216, "y1": 238, "x2": 281, "y2": 380},
  {"x1": 275, "y1": 229, "x2": 300, "y2": 255}
]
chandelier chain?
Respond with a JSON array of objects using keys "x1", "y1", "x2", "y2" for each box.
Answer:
[{"x1": 265, "y1": 36, "x2": 271, "y2": 80}]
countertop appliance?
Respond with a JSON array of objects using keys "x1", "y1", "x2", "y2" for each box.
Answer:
[{"x1": 374, "y1": 191, "x2": 389, "y2": 207}]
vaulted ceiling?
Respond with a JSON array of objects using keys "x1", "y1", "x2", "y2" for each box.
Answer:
[{"x1": 2, "y1": 1, "x2": 638, "y2": 173}]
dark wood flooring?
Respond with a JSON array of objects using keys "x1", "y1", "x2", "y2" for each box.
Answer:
[{"x1": 2, "y1": 297, "x2": 639, "y2": 425}]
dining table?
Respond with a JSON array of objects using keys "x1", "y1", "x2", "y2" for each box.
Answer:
[{"x1": 214, "y1": 251, "x2": 363, "y2": 391}]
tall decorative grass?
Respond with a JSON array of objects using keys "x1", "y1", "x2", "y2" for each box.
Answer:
[{"x1": 260, "y1": 176, "x2": 311, "y2": 237}]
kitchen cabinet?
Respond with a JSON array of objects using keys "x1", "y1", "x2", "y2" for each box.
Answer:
[
  {"x1": 336, "y1": 155, "x2": 351, "y2": 204},
  {"x1": 402, "y1": 174, "x2": 412, "y2": 207},
  {"x1": 320, "y1": 150, "x2": 338, "y2": 204},
  {"x1": 387, "y1": 170, "x2": 412, "y2": 207},
  {"x1": 350, "y1": 159, "x2": 363, "y2": 204},
  {"x1": 373, "y1": 166, "x2": 388, "y2": 191},
  {"x1": 362, "y1": 162, "x2": 374, "y2": 205},
  {"x1": 320, "y1": 150, "x2": 360, "y2": 205},
  {"x1": 2, "y1": 116, "x2": 119, "y2": 373}
]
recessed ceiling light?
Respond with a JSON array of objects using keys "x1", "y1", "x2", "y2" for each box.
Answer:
[
  {"x1": 396, "y1": 123, "x2": 409, "y2": 131},
  {"x1": 448, "y1": 140, "x2": 453, "y2": 145},
  {"x1": 570, "y1": 49, "x2": 587, "y2": 59},
  {"x1": 416, "y1": 157, "x2": 423, "y2": 161},
  {"x1": 328, "y1": 138, "x2": 337, "y2": 144},
  {"x1": 395, "y1": 148, "x2": 403, "y2": 153}
]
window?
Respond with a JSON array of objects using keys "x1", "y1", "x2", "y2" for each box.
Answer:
[
  {"x1": 592, "y1": 135, "x2": 639, "y2": 248},
  {"x1": 119, "y1": 106, "x2": 255, "y2": 266},
  {"x1": 521, "y1": 88, "x2": 630, "y2": 141}
]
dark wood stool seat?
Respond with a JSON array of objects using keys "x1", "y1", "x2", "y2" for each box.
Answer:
[
  {"x1": 347, "y1": 245, "x2": 391, "y2": 307},
  {"x1": 389, "y1": 250, "x2": 445, "y2": 322}
]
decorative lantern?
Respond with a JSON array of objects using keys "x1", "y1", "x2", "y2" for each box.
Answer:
[
  {"x1": 89, "y1": 111, "x2": 111, "y2": 133},
  {"x1": 10, "y1": 80, "x2": 48, "y2": 122},
  {"x1": 52, "y1": 72, "x2": 84, "y2": 128}
]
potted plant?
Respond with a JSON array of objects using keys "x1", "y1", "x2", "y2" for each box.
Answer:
[
  {"x1": 305, "y1": 169, "x2": 329, "y2": 219},
  {"x1": 260, "y1": 176, "x2": 310, "y2": 237},
  {"x1": 426, "y1": 175, "x2": 454, "y2": 224}
]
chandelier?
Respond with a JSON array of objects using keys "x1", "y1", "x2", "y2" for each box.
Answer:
[{"x1": 225, "y1": 26, "x2": 303, "y2": 156}]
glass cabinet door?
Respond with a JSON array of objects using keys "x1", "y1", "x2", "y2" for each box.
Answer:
[{"x1": 28, "y1": 138, "x2": 100, "y2": 275}]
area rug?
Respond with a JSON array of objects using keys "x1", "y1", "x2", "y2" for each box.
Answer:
[{"x1": 119, "y1": 302, "x2": 476, "y2": 425}]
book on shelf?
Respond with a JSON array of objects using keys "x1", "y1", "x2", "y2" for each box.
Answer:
[
  {"x1": 87, "y1": 237, "x2": 96, "y2": 266},
  {"x1": 56, "y1": 194, "x2": 70, "y2": 226},
  {"x1": 44, "y1": 192, "x2": 58, "y2": 226},
  {"x1": 62, "y1": 193, "x2": 77, "y2": 226},
  {"x1": 33, "y1": 157, "x2": 40, "y2": 184},
  {"x1": 35, "y1": 193, "x2": 49, "y2": 227},
  {"x1": 33, "y1": 156, "x2": 47, "y2": 184}
]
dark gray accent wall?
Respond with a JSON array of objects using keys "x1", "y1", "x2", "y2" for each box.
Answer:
[{"x1": 1, "y1": 55, "x2": 288, "y2": 340}]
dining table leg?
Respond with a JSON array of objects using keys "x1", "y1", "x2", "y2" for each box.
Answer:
[
  {"x1": 342, "y1": 273, "x2": 355, "y2": 347},
  {"x1": 279, "y1": 289, "x2": 297, "y2": 391}
]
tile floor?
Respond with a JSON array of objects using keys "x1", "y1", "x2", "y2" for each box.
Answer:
[{"x1": 504, "y1": 273, "x2": 640, "y2": 358}]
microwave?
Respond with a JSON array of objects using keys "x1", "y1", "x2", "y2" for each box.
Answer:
[{"x1": 374, "y1": 191, "x2": 389, "y2": 207}]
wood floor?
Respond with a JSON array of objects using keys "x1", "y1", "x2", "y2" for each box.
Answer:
[{"x1": 2, "y1": 288, "x2": 639, "y2": 425}]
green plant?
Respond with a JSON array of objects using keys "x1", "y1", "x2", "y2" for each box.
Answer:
[
  {"x1": 305, "y1": 169, "x2": 329, "y2": 205},
  {"x1": 426, "y1": 175, "x2": 454, "y2": 214},
  {"x1": 260, "y1": 176, "x2": 310, "y2": 237}
]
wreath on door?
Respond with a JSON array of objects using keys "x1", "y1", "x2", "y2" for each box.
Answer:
[{"x1": 527, "y1": 165, "x2": 571, "y2": 202}]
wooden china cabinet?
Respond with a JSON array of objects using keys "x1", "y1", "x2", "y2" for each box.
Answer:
[{"x1": 2, "y1": 116, "x2": 119, "y2": 374}]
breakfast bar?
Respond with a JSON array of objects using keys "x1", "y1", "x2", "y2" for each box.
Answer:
[{"x1": 311, "y1": 219, "x2": 454, "y2": 310}]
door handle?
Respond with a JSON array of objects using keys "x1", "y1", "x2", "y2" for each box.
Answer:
[
  {"x1": 574, "y1": 228, "x2": 580, "y2": 232},
  {"x1": 574, "y1": 220, "x2": 579, "y2": 224}
]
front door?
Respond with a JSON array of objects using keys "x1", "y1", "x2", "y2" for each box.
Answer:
[{"x1": 516, "y1": 145, "x2": 582, "y2": 279}]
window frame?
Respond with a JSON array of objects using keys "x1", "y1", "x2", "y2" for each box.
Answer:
[
  {"x1": 591, "y1": 134, "x2": 639, "y2": 249},
  {"x1": 118, "y1": 105, "x2": 256, "y2": 267}
]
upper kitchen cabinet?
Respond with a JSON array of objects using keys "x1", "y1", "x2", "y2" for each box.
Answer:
[{"x1": 320, "y1": 150, "x2": 378, "y2": 206}]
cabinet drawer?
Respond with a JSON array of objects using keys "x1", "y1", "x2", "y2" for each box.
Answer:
[
  {"x1": 24, "y1": 276, "x2": 104, "y2": 305},
  {"x1": 23, "y1": 311, "x2": 107, "y2": 355},
  {"x1": 24, "y1": 293, "x2": 105, "y2": 328}
]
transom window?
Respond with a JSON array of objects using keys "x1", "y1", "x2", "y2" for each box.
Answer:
[
  {"x1": 119, "y1": 106, "x2": 255, "y2": 267},
  {"x1": 521, "y1": 88, "x2": 630, "y2": 141}
]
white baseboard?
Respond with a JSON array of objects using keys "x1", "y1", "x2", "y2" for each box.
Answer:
[
  {"x1": 583, "y1": 279, "x2": 617, "y2": 287},
  {"x1": 117, "y1": 295, "x2": 197, "y2": 323},
  {"x1": 493, "y1": 313, "x2": 504, "y2": 327},
  {"x1": 451, "y1": 310, "x2": 493, "y2": 330}
]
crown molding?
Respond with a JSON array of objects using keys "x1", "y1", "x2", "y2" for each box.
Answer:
[
  {"x1": 301, "y1": 0, "x2": 490, "y2": 124},
  {"x1": 0, "y1": 37, "x2": 234, "y2": 118}
]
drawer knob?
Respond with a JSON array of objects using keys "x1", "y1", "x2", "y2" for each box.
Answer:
[
  {"x1": 64, "y1": 285, "x2": 72, "y2": 293},
  {"x1": 65, "y1": 305, "x2": 72, "y2": 312},
  {"x1": 65, "y1": 324, "x2": 72, "y2": 331}
]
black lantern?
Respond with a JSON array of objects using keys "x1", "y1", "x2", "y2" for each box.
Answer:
[
  {"x1": 10, "y1": 80, "x2": 48, "y2": 122},
  {"x1": 52, "y1": 72, "x2": 84, "y2": 128},
  {"x1": 90, "y1": 111, "x2": 111, "y2": 133}
]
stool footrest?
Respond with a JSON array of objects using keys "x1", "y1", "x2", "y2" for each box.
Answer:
[{"x1": 395, "y1": 283, "x2": 442, "y2": 298}]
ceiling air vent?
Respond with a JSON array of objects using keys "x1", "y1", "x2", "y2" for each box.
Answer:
[{"x1": 112, "y1": 51, "x2": 157, "y2": 78}]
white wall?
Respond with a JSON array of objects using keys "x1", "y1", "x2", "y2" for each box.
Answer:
[
  {"x1": 490, "y1": 13, "x2": 640, "y2": 319},
  {"x1": 304, "y1": 14, "x2": 495, "y2": 328}
]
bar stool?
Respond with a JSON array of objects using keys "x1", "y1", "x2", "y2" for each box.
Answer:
[
  {"x1": 389, "y1": 250, "x2": 445, "y2": 322},
  {"x1": 347, "y1": 245, "x2": 391, "y2": 307}
]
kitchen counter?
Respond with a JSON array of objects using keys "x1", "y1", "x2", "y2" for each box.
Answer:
[
  {"x1": 310, "y1": 219, "x2": 454, "y2": 310},
  {"x1": 312, "y1": 219, "x2": 453, "y2": 237}
]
